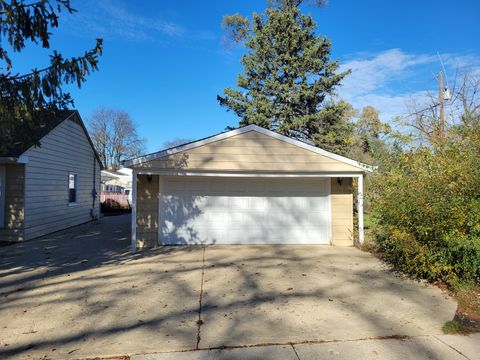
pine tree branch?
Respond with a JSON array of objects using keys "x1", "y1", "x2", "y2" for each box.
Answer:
[
  {"x1": 0, "y1": 0, "x2": 75, "y2": 15},
  {"x1": 2, "y1": 38, "x2": 102, "y2": 82}
]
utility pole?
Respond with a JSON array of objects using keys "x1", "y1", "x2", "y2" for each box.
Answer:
[{"x1": 438, "y1": 71, "x2": 444, "y2": 144}]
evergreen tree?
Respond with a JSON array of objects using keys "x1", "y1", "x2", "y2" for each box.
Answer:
[
  {"x1": 0, "y1": 0, "x2": 102, "y2": 154},
  {"x1": 218, "y1": 0, "x2": 353, "y2": 155}
]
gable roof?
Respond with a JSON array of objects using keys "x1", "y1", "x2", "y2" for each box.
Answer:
[
  {"x1": 123, "y1": 125, "x2": 373, "y2": 172},
  {"x1": 1, "y1": 110, "x2": 76, "y2": 158},
  {"x1": 0, "y1": 109, "x2": 103, "y2": 168}
]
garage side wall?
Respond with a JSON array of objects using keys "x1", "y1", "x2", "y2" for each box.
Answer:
[
  {"x1": 331, "y1": 178, "x2": 353, "y2": 246},
  {"x1": 136, "y1": 175, "x2": 158, "y2": 248}
]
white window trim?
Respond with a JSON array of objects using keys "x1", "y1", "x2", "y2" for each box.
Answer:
[{"x1": 68, "y1": 172, "x2": 79, "y2": 206}]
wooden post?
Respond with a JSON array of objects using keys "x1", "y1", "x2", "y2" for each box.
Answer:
[
  {"x1": 131, "y1": 170, "x2": 137, "y2": 254},
  {"x1": 357, "y1": 174, "x2": 364, "y2": 244}
]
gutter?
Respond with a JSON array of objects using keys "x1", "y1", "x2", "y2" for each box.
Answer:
[{"x1": 0, "y1": 155, "x2": 29, "y2": 164}]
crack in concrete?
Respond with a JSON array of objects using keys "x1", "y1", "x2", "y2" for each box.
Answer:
[
  {"x1": 291, "y1": 343, "x2": 301, "y2": 360},
  {"x1": 433, "y1": 335, "x2": 471, "y2": 360},
  {"x1": 195, "y1": 245, "x2": 206, "y2": 350},
  {"x1": 125, "y1": 334, "x2": 478, "y2": 359}
]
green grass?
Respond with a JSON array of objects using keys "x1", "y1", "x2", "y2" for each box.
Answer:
[
  {"x1": 360, "y1": 213, "x2": 379, "y2": 252},
  {"x1": 442, "y1": 320, "x2": 473, "y2": 334}
]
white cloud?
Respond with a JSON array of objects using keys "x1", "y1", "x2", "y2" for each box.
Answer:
[
  {"x1": 67, "y1": 0, "x2": 214, "y2": 42},
  {"x1": 345, "y1": 91, "x2": 432, "y2": 126},
  {"x1": 338, "y1": 49, "x2": 480, "y2": 123},
  {"x1": 340, "y1": 49, "x2": 434, "y2": 98}
]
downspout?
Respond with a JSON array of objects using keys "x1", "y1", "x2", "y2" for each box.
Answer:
[{"x1": 91, "y1": 154, "x2": 99, "y2": 220}]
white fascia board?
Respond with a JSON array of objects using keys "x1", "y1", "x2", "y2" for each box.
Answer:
[
  {"x1": 123, "y1": 124, "x2": 373, "y2": 172},
  {"x1": 116, "y1": 168, "x2": 133, "y2": 176},
  {"x1": 133, "y1": 170, "x2": 365, "y2": 177},
  {"x1": 101, "y1": 170, "x2": 121, "y2": 178},
  {"x1": 17, "y1": 155, "x2": 29, "y2": 164}
]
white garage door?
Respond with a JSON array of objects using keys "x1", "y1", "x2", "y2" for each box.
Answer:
[{"x1": 159, "y1": 177, "x2": 331, "y2": 245}]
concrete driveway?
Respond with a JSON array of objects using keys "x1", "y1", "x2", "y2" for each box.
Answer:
[{"x1": 0, "y1": 215, "x2": 457, "y2": 359}]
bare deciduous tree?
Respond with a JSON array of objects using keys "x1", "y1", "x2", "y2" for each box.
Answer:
[
  {"x1": 162, "y1": 138, "x2": 193, "y2": 149},
  {"x1": 454, "y1": 72, "x2": 480, "y2": 127},
  {"x1": 403, "y1": 71, "x2": 480, "y2": 147},
  {"x1": 88, "y1": 108, "x2": 146, "y2": 170}
]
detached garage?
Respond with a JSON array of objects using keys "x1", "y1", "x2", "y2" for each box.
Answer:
[{"x1": 124, "y1": 125, "x2": 372, "y2": 252}]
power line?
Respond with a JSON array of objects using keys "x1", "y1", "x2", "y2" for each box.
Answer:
[{"x1": 437, "y1": 51, "x2": 451, "y2": 92}]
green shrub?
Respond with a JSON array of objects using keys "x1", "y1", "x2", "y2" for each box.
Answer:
[
  {"x1": 369, "y1": 135, "x2": 480, "y2": 283},
  {"x1": 441, "y1": 233, "x2": 480, "y2": 282}
]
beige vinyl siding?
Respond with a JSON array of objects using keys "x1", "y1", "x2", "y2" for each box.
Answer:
[
  {"x1": 331, "y1": 177, "x2": 353, "y2": 246},
  {"x1": 136, "y1": 131, "x2": 362, "y2": 173},
  {"x1": 0, "y1": 164, "x2": 25, "y2": 241},
  {"x1": 23, "y1": 118, "x2": 101, "y2": 240},
  {"x1": 136, "y1": 175, "x2": 158, "y2": 248}
]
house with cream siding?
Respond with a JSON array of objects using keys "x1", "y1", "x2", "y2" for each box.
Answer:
[
  {"x1": 101, "y1": 168, "x2": 133, "y2": 200},
  {"x1": 0, "y1": 110, "x2": 102, "y2": 242},
  {"x1": 124, "y1": 125, "x2": 372, "y2": 252}
]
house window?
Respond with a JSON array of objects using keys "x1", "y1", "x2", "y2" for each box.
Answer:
[{"x1": 69, "y1": 173, "x2": 78, "y2": 203}]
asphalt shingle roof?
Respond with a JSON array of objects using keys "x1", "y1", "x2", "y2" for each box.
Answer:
[{"x1": 0, "y1": 109, "x2": 77, "y2": 157}]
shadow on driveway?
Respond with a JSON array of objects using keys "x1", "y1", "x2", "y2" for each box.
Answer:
[{"x1": 0, "y1": 215, "x2": 457, "y2": 359}]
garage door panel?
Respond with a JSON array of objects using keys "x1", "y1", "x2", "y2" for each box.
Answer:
[
  {"x1": 269, "y1": 226, "x2": 305, "y2": 241},
  {"x1": 159, "y1": 177, "x2": 331, "y2": 245},
  {"x1": 203, "y1": 212, "x2": 226, "y2": 227},
  {"x1": 227, "y1": 228, "x2": 265, "y2": 244},
  {"x1": 201, "y1": 195, "x2": 220, "y2": 208},
  {"x1": 247, "y1": 197, "x2": 268, "y2": 211}
]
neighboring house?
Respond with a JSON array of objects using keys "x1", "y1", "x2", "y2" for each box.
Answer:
[
  {"x1": 0, "y1": 110, "x2": 102, "y2": 242},
  {"x1": 124, "y1": 125, "x2": 372, "y2": 252},
  {"x1": 100, "y1": 168, "x2": 133, "y2": 208}
]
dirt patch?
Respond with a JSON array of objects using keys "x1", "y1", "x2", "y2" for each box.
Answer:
[
  {"x1": 454, "y1": 305, "x2": 480, "y2": 331},
  {"x1": 441, "y1": 281, "x2": 480, "y2": 334}
]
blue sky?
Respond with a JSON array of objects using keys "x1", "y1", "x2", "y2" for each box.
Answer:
[{"x1": 16, "y1": 0, "x2": 480, "y2": 152}]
